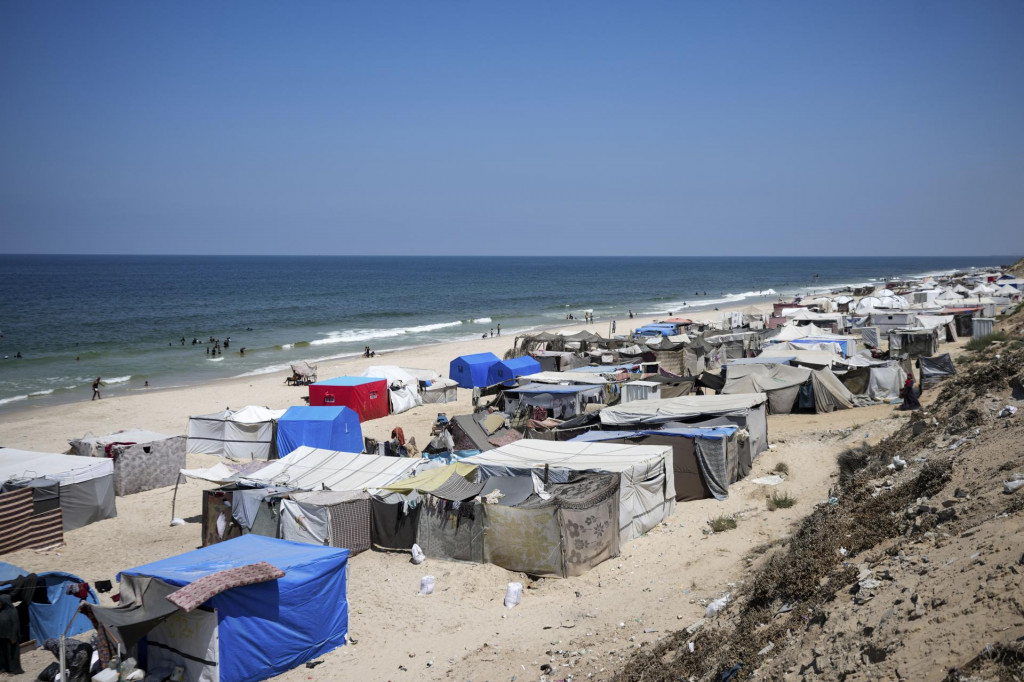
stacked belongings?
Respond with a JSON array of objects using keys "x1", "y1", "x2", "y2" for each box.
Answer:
[{"x1": 482, "y1": 473, "x2": 620, "y2": 578}]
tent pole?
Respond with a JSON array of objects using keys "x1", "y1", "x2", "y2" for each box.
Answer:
[{"x1": 171, "y1": 473, "x2": 182, "y2": 522}]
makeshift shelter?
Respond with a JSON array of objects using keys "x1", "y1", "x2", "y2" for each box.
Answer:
[
  {"x1": 0, "y1": 449, "x2": 116, "y2": 531},
  {"x1": 919, "y1": 353, "x2": 956, "y2": 390},
  {"x1": 504, "y1": 383, "x2": 605, "y2": 420},
  {"x1": 888, "y1": 328, "x2": 940, "y2": 358},
  {"x1": 309, "y1": 377, "x2": 389, "y2": 421},
  {"x1": 571, "y1": 426, "x2": 740, "y2": 502},
  {"x1": 531, "y1": 350, "x2": 587, "y2": 372},
  {"x1": 93, "y1": 536, "x2": 349, "y2": 682},
  {"x1": 839, "y1": 365, "x2": 907, "y2": 402},
  {"x1": 69, "y1": 430, "x2": 185, "y2": 496},
  {"x1": 187, "y1": 406, "x2": 286, "y2": 460},
  {"x1": 287, "y1": 362, "x2": 317, "y2": 385},
  {"x1": 449, "y1": 352, "x2": 500, "y2": 388},
  {"x1": 599, "y1": 394, "x2": 769, "y2": 470},
  {"x1": 0, "y1": 565, "x2": 98, "y2": 645},
  {"x1": 359, "y1": 365, "x2": 423, "y2": 414},
  {"x1": 275, "y1": 406, "x2": 363, "y2": 456},
  {"x1": 384, "y1": 464, "x2": 487, "y2": 563},
  {"x1": 245, "y1": 446, "x2": 421, "y2": 492},
  {"x1": 486, "y1": 356, "x2": 542, "y2": 387},
  {"x1": 449, "y1": 413, "x2": 522, "y2": 452},
  {"x1": 483, "y1": 473, "x2": 621, "y2": 578},
  {"x1": 463, "y1": 440, "x2": 675, "y2": 543},
  {"x1": 421, "y1": 377, "x2": 459, "y2": 404}
]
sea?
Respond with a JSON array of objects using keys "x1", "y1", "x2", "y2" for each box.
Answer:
[{"x1": 0, "y1": 255, "x2": 1011, "y2": 412}]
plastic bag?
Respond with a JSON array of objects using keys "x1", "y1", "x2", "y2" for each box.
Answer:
[
  {"x1": 504, "y1": 582, "x2": 523, "y2": 608},
  {"x1": 705, "y1": 593, "x2": 731, "y2": 617},
  {"x1": 419, "y1": 576, "x2": 435, "y2": 596},
  {"x1": 411, "y1": 543, "x2": 425, "y2": 565}
]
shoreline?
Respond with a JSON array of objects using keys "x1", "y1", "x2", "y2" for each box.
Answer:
[{"x1": 0, "y1": 300, "x2": 770, "y2": 453}]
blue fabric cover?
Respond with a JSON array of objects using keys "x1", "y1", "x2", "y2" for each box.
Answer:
[
  {"x1": 122, "y1": 535, "x2": 349, "y2": 682},
  {"x1": 448, "y1": 352, "x2": 500, "y2": 388},
  {"x1": 276, "y1": 406, "x2": 363, "y2": 456},
  {"x1": 486, "y1": 356, "x2": 542, "y2": 387}
]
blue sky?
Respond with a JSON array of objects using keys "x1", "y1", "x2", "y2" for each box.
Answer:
[{"x1": 1, "y1": 2, "x2": 1022, "y2": 256}]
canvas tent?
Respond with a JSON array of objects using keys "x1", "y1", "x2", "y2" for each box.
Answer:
[
  {"x1": 504, "y1": 383, "x2": 605, "y2": 420},
  {"x1": 187, "y1": 406, "x2": 286, "y2": 460},
  {"x1": 69, "y1": 429, "x2": 185, "y2": 496},
  {"x1": 486, "y1": 356, "x2": 542, "y2": 387},
  {"x1": 244, "y1": 446, "x2": 421, "y2": 492},
  {"x1": 359, "y1": 365, "x2": 423, "y2": 414},
  {"x1": 571, "y1": 426, "x2": 740, "y2": 502},
  {"x1": 275, "y1": 406, "x2": 363, "y2": 456},
  {"x1": 449, "y1": 352, "x2": 500, "y2": 388},
  {"x1": 93, "y1": 536, "x2": 349, "y2": 682},
  {"x1": 602, "y1": 392, "x2": 768, "y2": 442},
  {"x1": 0, "y1": 448, "x2": 116, "y2": 531},
  {"x1": 483, "y1": 473, "x2": 621, "y2": 578},
  {"x1": 309, "y1": 377, "x2": 389, "y2": 421},
  {"x1": 463, "y1": 440, "x2": 676, "y2": 544}
]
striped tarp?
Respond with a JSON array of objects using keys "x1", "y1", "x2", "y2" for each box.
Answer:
[{"x1": 0, "y1": 487, "x2": 64, "y2": 555}]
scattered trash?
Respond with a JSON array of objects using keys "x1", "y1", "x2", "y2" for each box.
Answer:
[
  {"x1": 688, "y1": 641, "x2": 695, "y2": 653},
  {"x1": 169, "y1": 518, "x2": 185, "y2": 527},
  {"x1": 998, "y1": 405, "x2": 1018, "y2": 418},
  {"x1": 839, "y1": 547, "x2": 848, "y2": 556},
  {"x1": 540, "y1": 663, "x2": 553, "y2": 674},
  {"x1": 305, "y1": 660, "x2": 323, "y2": 669},
  {"x1": 892, "y1": 456, "x2": 907, "y2": 470},
  {"x1": 411, "y1": 543, "x2": 425, "y2": 565},
  {"x1": 1004, "y1": 477, "x2": 1024, "y2": 494},
  {"x1": 705, "y1": 593, "x2": 731, "y2": 617},
  {"x1": 419, "y1": 575, "x2": 435, "y2": 596},
  {"x1": 750, "y1": 475, "x2": 784, "y2": 486},
  {"x1": 757, "y1": 642, "x2": 775, "y2": 656},
  {"x1": 504, "y1": 582, "x2": 523, "y2": 608}
]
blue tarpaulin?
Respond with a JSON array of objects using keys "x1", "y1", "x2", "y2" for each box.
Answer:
[
  {"x1": 122, "y1": 535, "x2": 349, "y2": 682},
  {"x1": 276, "y1": 406, "x2": 363, "y2": 456},
  {"x1": 449, "y1": 352, "x2": 500, "y2": 388},
  {"x1": 486, "y1": 356, "x2": 542, "y2": 387},
  {"x1": 0, "y1": 567, "x2": 98, "y2": 644},
  {"x1": 570, "y1": 426, "x2": 737, "y2": 442}
]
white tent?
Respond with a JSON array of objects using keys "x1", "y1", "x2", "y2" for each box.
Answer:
[
  {"x1": 462, "y1": 440, "x2": 675, "y2": 543},
  {"x1": 855, "y1": 292, "x2": 910, "y2": 314},
  {"x1": 243, "y1": 446, "x2": 422, "y2": 491},
  {"x1": 520, "y1": 371, "x2": 609, "y2": 385},
  {"x1": 186, "y1": 406, "x2": 286, "y2": 460},
  {"x1": 359, "y1": 365, "x2": 423, "y2": 414},
  {"x1": 0, "y1": 448, "x2": 117, "y2": 531}
]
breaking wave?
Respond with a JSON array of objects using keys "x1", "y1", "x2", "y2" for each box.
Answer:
[{"x1": 308, "y1": 320, "x2": 464, "y2": 346}]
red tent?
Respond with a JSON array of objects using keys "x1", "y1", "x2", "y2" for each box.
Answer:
[{"x1": 308, "y1": 376, "x2": 388, "y2": 421}]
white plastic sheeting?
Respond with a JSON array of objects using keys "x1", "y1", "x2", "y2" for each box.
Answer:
[
  {"x1": 359, "y1": 365, "x2": 423, "y2": 414},
  {"x1": 186, "y1": 406, "x2": 286, "y2": 460},
  {"x1": 243, "y1": 446, "x2": 421, "y2": 491}
]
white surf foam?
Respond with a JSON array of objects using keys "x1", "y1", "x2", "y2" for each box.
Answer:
[
  {"x1": 105, "y1": 375, "x2": 131, "y2": 384},
  {"x1": 309, "y1": 320, "x2": 464, "y2": 346},
  {"x1": 471, "y1": 317, "x2": 492, "y2": 324},
  {"x1": 0, "y1": 395, "x2": 28, "y2": 406}
]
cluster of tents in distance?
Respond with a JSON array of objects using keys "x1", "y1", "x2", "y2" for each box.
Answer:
[{"x1": 1, "y1": 266, "x2": 1017, "y2": 681}]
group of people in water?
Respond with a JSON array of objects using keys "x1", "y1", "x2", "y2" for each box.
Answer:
[
  {"x1": 172, "y1": 335, "x2": 247, "y2": 357},
  {"x1": 566, "y1": 312, "x2": 595, "y2": 322}
]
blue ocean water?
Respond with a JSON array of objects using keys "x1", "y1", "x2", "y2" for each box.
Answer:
[{"x1": 0, "y1": 254, "x2": 1011, "y2": 411}]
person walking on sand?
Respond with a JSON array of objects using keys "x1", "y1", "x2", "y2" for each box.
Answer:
[
  {"x1": 496, "y1": 323, "x2": 501, "y2": 336},
  {"x1": 91, "y1": 377, "x2": 104, "y2": 400}
]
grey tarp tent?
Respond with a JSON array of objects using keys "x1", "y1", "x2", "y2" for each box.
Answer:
[
  {"x1": 919, "y1": 353, "x2": 956, "y2": 390},
  {"x1": 0, "y1": 449, "x2": 116, "y2": 531},
  {"x1": 463, "y1": 440, "x2": 675, "y2": 544},
  {"x1": 69, "y1": 429, "x2": 186, "y2": 496},
  {"x1": 483, "y1": 473, "x2": 620, "y2": 578}
]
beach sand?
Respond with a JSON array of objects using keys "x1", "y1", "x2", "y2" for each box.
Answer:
[{"x1": 0, "y1": 300, "x2": 916, "y2": 681}]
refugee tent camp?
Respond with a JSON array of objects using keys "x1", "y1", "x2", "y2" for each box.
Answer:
[
  {"x1": 503, "y1": 383, "x2": 605, "y2": 420},
  {"x1": 0, "y1": 562, "x2": 98, "y2": 644},
  {"x1": 0, "y1": 449, "x2": 116, "y2": 531},
  {"x1": 275, "y1": 406, "x2": 363, "y2": 457},
  {"x1": 186, "y1": 406, "x2": 286, "y2": 460},
  {"x1": 308, "y1": 376, "x2": 389, "y2": 421},
  {"x1": 919, "y1": 353, "x2": 956, "y2": 390},
  {"x1": 571, "y1": 426, "x2": 740, "y2": 502},
  {"x1": 92, "y1": 535, "x2": 349, "y2": 682},
  {"x1": 486, "y1": 355, "x2": 542, "y2": 387},
  {"x1": 449, "y1": 352, "x2": 500, "y2": 388},
  {"x1": 69, "y1": 429, "x2": 185, "y2": 496},
  {"x1": 462, "y1": 440, "x2": 675, "y2": 543},
  {"x1": 359, "y1": 365, "x2": 423, "y2": 414},
  {"x1": 0, "y1": 484, "x2": 63, "y2": 554}
]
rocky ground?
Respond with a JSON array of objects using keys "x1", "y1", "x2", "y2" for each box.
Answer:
[{"x1": 615, "y1": 311, "x2": 1024, "y2": 681}]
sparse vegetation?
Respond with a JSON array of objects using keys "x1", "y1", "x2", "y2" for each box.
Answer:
[
  {"x1": 708, "y1": 515, "x2": 737, "y2": 533},
  {"x1": 965, "y1": 331, "x2": 1010, "y2": 352},
  {"x1": 766, "y1": 491, "x2": 797, "y2": 511},
  {"x1": 773, "y1": 462, "x2": 789, "y2": 476}
]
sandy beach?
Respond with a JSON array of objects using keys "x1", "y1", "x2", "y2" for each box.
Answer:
[{"x1": 0, "y1": 298, "x2": 922, "y2": 681}]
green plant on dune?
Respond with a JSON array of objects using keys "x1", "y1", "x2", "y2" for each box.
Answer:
[
  {"x1": 767, "y1": 491, "x2": 797, "y2": 511},
  {"x1": 708, "y1": 515, "x2": 738, "y2": 533}
]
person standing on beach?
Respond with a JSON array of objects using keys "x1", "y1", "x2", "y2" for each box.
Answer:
[
  {"x1": 496, "y1": 324, "x2": 501, "y2": 336},
  {"x1": 91, "y1": 377, "x2": 104, "y2": 400}
]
